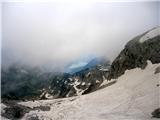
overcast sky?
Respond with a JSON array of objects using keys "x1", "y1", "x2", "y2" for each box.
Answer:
[{"x1": 2, "y1": 2, "x2": 159, "y2": 71}]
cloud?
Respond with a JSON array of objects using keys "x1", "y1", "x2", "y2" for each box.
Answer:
[{"x1": 2, "y1": 2, "x2": 159, "y2": 71}]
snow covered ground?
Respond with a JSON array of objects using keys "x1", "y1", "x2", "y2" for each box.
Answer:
[{"x1": 1, "y1": 61, "x2": 160, "y2": 120}]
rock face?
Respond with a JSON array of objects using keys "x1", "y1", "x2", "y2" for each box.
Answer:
[
  {"x1": 39, "y1": 62, "x2": 110, "y2": 98},
  {"x1": 108, "y1": 27, "x2": 160, "y2": 79},
  {"x1": 66, "y1": 65, "x2": 110, "y2": 97},
  {"x1": 152, "y1": 108, "x2": 160, "y2": 118}
]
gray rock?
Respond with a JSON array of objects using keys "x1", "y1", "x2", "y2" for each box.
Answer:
[
  {"x1": 108, "y1": 28, "x2": 160, "y2": 80},
  {"x1": 152, "y1": 108, "x2": 160, "y2": 118}
]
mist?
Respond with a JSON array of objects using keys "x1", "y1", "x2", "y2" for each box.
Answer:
[{"x1": 2, "y1": 2, "x2": 159, "y2": 71}]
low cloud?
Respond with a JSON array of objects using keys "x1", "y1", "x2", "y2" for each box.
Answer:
[{"x1": 2, "y1": 2, "x2": 159, "y2": 71}]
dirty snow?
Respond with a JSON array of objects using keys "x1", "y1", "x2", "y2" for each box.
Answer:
[{"x1": 2, "y1": 61, "x2": 160, "y2": 120}]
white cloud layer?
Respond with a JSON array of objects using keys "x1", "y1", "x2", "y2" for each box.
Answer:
[{"x1": 2, "y1": 2, "x2": 159, "y2": 70}]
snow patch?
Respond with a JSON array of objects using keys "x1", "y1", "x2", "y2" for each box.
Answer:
[
  {"x1": 102, "y1": 75, "x2": 106, "y2": 80},
  {"x1": 1, "y1": 103, "x2": 7, "y2": 115},
  {"x1": 86, "y1": 72, "x2": 91, "y2": 77},
  {"x1": 72, "y1": 78, "x2": 86, "y2": 96},
  {"x1": 81, "y1": 82, "x2": 85, "y2": 86},
  {"x1": 99, "y1": 67, "x2": 109, "y2": 71},
  {"x1": 68, "y1": 78, "x2": 73, "y2": 81},
  {"x1": 96, "y1": 80, "x2": 100, "y2": 83},
  {"x1": 39, "y1": 90, "x2": 54, "y2": 99},
  {"x1": 45, "y1": 93, "x2": 54, "y2": 99},
  {"x1": 139, "y1": 27, "x2": 160, "y2": 43}
]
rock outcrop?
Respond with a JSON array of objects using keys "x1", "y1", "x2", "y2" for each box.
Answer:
[{"x1": 108, "y1": 27, "x2": 160, "y2": 79}]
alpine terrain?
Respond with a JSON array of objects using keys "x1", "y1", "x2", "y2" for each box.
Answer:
[{"x1": 1, "y1": 27, "x2": 160, "y2": 120}]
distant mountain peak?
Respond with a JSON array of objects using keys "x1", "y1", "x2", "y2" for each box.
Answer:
[{"x1": 65, "y1": 56, "x2": 110, "y2": 74}]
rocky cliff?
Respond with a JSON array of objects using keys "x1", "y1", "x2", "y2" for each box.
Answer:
[{"x1": 108, "y1": 27, "x2": 160, "y2": 79}]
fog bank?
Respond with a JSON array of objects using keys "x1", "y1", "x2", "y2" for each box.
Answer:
[{"x1": 2, "y1": 2, "x2": 159, "y2": 71}]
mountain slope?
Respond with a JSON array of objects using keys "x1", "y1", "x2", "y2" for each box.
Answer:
[
  {"x1": 108, "y1": 27, "x2": 160, "y2": 79},
  {"x1": 1, "y1": 58, "x2": 110, "y2": 100},
  {"x1": 2, "y1": 61, "x2": 159, "y2": 120},
  {"x1": 1, "y1": 27, "x2": 160, "y2": 120}
]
